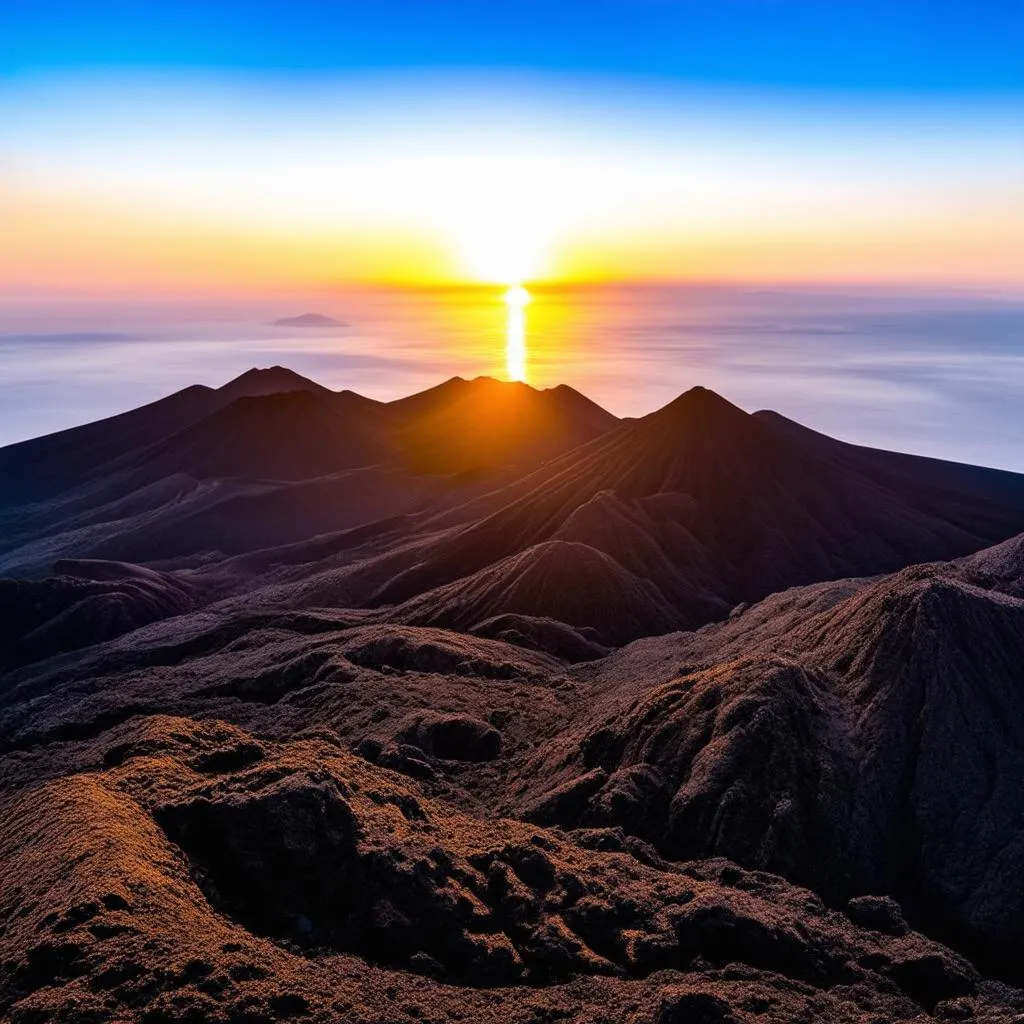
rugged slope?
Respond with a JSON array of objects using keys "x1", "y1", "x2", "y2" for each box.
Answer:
[
  {"x1": 505, "y1": 545, "x2": 1024, "y2": 979},
  {"x1": 320, "y1": 386, "x2": 1024, "y2": 640},
  {"x1": 6, "y1": 537, "x2": 1024, "y2": 990},
  {"x1": 3, "y1": 714, "x2": 1015, "y2": 1024}
]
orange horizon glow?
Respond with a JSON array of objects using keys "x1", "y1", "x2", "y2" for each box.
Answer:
[
  {"x1": 6, "y1": 172, "x2": 1024, "y2": 295},
  {"x1": 3, "y1": 73, "x2": 1023, "y2": 295}
]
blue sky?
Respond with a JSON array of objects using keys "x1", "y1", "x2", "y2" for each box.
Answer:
[
  {"x1": 3, "y1": 1, "x2": 1022, "y2": 292},
  {"x1": 4, "y1": 0, "x2": 1024, "y2": 92}
]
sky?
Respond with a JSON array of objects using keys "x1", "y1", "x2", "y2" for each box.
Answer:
[{"x1": 2, "y1": 1, "x2": 1023, "y2": 292}]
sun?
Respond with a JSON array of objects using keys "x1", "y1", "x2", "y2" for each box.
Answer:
[
  {"x1": 504, "y1": 284, "x2": 531, "y2": 309},
  {"x1": 459, "y1": 234, "x2": 544, "y2": 284},
  {"x1": 449, "y1": 207, "x2": 551, "y2": 285}
]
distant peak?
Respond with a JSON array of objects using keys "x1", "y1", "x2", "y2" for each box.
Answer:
[
  {"x1": 646, "y1": 386, "x2": 751, "y2": 432},
  {"x1": 218, "y1": 366, "x2": 326, "y2": 399},
  {"x1": 226, "y1": 365, "x2": 294, "y2": 383},
  {"x1": 682, "y1": 385, "x2": 724, "y2": 400},
  {"x1": 271, "y1": 313, "x2": 345, "y2": 328},
  {"x1": 666, "y1": 386, "x2": 744, "y2": 413},
  {"x1": 434, "y1": 375, "x2": 533, "y2": 396}
]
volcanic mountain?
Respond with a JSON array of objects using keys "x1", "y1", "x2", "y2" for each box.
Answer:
[
  {"x1": 0, "y1": 365, "x2": 328, "y2": 505},
  {"x1": 271, "y1": 312, "x2": 346, "y2": 328},
  {"x1": 388, "y1": 374, "x2": 619, "y2": 474},
  {"x1": 312, "y1": 385, "x2": 1024, "y2": 642},
  {"x1": 0, "y1": 372, "x2": 620, "y2": 577},
  {"x1": 504, "y1": 540, "x2": 1024, "y2": 981},
  {"x1": 4, "y1": 370, "x2": 1024, "y2": 1021}
]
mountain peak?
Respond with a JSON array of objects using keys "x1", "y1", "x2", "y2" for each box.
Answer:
[
  {"x1": 217, "y1": 366, "x2": 327, "y2": 400},
  {"x1": 271, "y1": 313, "x2": 345, "y2": 328},
  {"x1": 652, "y1": 386, "x2": 749, "y2": 428}
]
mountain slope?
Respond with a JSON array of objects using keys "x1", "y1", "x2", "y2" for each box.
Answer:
[
  {"x1": 398, "y1": 539, "x2": 687, "y2": 644},
  {"x1": 140, "y1": 390, "x2": 392, "y2": 482},
  {"x1": 389, "y1": 375, "x2": 619, "y2": 474},
  {"x1": 0, "y1": 372, "x2": 622, "y2": 575},
  {"x1": 352, "y1": 386, "x2": 1024, "y2": 638},
  {"x1": 505, "y1": 541, "x2": 1024, "y2": 978},
  {"x1": 0, "y1": 366, "x2": 328, "y2": 505}
]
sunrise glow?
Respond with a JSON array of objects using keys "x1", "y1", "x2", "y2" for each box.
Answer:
[{"x1": 2, "y1": 72, "x2": 1022, "y2": 294}]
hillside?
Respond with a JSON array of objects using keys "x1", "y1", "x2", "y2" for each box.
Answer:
[{"x1": 349, "y1": 386, "x2": 1024, "y2": 640}]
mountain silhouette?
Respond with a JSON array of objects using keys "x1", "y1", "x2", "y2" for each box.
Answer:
[
  {"x1": 388, "y1": 375, "x2": 619, "y2": 474},
  {"x1": 271, "y1": 313, "x2": 345, "y2": 328},
  {"x1": 0, "y1": 371, "x2": 619, "y2": 575},
  {"x1": 355, "y1": 385, "x2": 1024, "y2": 638}
]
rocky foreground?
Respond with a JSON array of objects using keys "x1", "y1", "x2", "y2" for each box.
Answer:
[{"x1": 2, "y1": 713, "x2": 1021, "y2": 1023}]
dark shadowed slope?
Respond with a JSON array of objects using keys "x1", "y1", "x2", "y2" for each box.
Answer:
[
  {"x1": 0, "y1": 560, "x2": 199, "y2": 668},
  {"x1": 140, "y1": 390, "x2": 393, "y2": 482},
  {"x1": 0, "y1": 366, "x2": 327, "y2": 505},
  {"x1": 0, "y1": 372, "x2": 620, "y2": 577},
  {"x1": 504, "y1": 539, "x2": 1024, "y2": 979},
  {"x1": 754, "y1": 407, "x2": 1024, "y2": 539},
  {"x1": 341, "y1": 386, "x2": 1024, "y2": 641},
  {"x1": 0, "y1": 384, "x2": 218, "y2": 506}
]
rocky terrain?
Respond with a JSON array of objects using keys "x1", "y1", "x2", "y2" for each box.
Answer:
[{"x1": 3, "y1": 370, "x2": 1024, "y2": 1022}]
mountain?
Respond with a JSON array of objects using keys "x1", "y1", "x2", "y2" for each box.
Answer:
[
  {"x1": 271, "y1": 313, "x2": 345, "y2": 328},
  {"x1": 0, "y1": 366, "x2": 326, "y2": 506},
  {"x1": 140, "y1": 390, "x2": 391, "y2": 482},
  {"x1": 5, "y1": 373, "x2": 1024, "y2": 1020},
  {"x1": 507, "y1": 540, "x2": 1024, "y2": 980},
  {"x1": 0, "y1": 383, "x2": 219, "y2": 506},
  {"x1": 7, "y1": 374, "x2": 1024, "y2": 624},
  {"x1": 346, "y1": 386, "x2": 1024, "y2": 640},
  {"x1": 0, "y1": 371, "x2": 619, "y2": 576},
  {"x1": 214, "y1": 364, "x2": 330, "y2": 399},
  {"x1": 388, "y1": 375, "x2": 620, "y2": 474}
]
